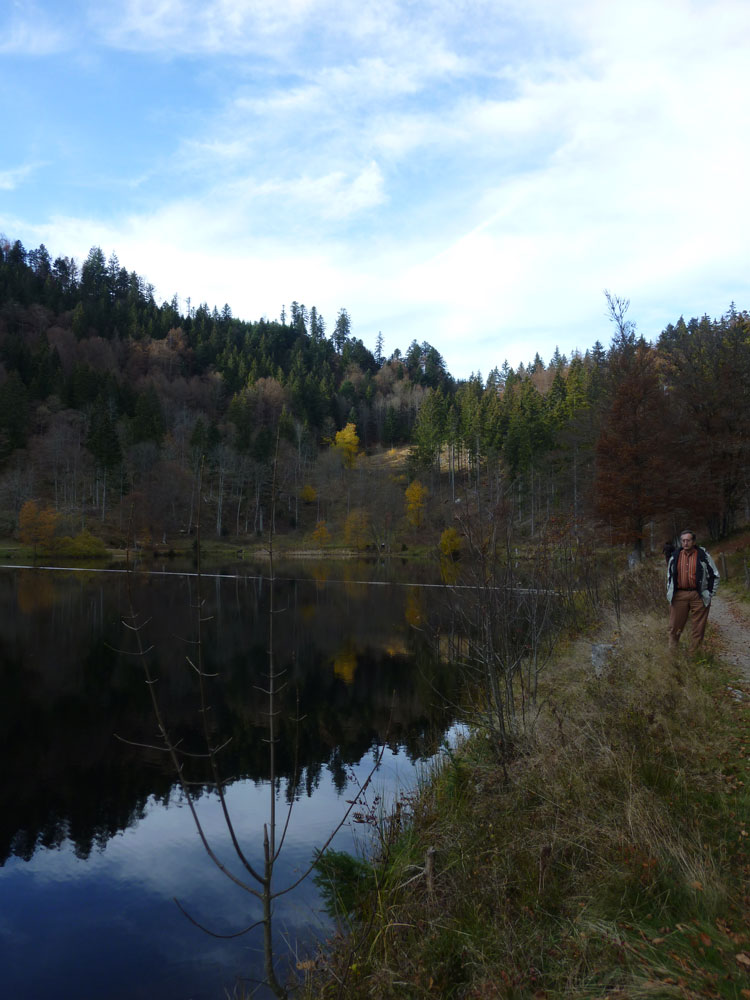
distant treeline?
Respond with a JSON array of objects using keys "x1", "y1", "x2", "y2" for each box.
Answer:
[{"x1": 1, "y1": 237, "x2": 748, "y2": 547}]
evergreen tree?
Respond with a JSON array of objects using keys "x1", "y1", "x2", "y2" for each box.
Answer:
[
  {"x1": 81, "y1": 246, "x2": 108, "y2": 299},
  {"x1": 130, "y1": 386, "x2": 166, "y2": 445},
  {"x1": 411, "y1": 390, "x2": 447, "y2": 470},
  {"x1": 332, "y1": 309, "x2": 351, "y2": 353},
  {"x1": 310, "y1": 306, "x2": 325, "y2": 342},
  {"x1": 0, "y1": 372, "x2": 30, "y2": 459},
  {"x1": 658, "y1": 309, "x2": 750, "y2": 536}
]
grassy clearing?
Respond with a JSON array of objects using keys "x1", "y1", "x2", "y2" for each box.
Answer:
[{"x1": 306, "y1": 563, "x2": 750, "y2": 998}]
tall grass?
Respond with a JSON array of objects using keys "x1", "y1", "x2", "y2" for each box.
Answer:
[{"x1": 306, "y1": 562, "x2": 750, "y2": 998}]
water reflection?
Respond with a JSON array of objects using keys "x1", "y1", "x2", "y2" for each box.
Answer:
[{"x1": 0, "y1": 562, "x2": 461, "y2": 998}]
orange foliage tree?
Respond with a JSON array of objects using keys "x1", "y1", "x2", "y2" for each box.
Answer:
[
  {"x1": 311, "y1": 520, "x2": 331, "y2": 546},
  {"x1": 19, "y1": 500, "x2": 58, "y2": 558}
]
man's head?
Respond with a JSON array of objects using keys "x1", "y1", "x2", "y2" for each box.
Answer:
[{"x1": 680, "y1": 529, "x2": 696, "y2": 550}]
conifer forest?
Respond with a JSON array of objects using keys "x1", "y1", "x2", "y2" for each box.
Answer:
[{"x1": 1, "y1": 236, "x2": 749, "y2": 553}]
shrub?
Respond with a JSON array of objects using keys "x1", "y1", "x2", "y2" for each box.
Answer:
[{"x1": 56, "y1": 530, "x2": 108, "y2": 559}]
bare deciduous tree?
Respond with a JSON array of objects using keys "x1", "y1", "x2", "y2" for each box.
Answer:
[{"x1": 116, "y1": 448, "x2": 382, "y2": 997}]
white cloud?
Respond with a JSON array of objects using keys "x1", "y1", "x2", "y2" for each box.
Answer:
[
  {"x1": 0, "y1": 4, "x2": 68, "y2": 55},
  {"x1": 6, "y1": 1, "x2": 750, "y2": 376},
  {"x1": 94, "y1": 0, "x2": 375, "y2": 55},
  {"x1": 0, "y1": 163, "x2": 41, "y2": 191},
  {"x1": 243, "y1": 162, "x2": 386, "y2": 220}
]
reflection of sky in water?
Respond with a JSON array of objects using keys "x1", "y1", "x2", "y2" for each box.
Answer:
[{"x1": 0, "y1": 740, "x2": 459, "y2": 1000}]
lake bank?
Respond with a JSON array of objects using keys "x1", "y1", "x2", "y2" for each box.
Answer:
[
  {"x1": 0, "y1": 535, "x2": 435, "y2": 571},
  {"x1": 305, "y1": 563, "x2": 750, "y2": 998}
]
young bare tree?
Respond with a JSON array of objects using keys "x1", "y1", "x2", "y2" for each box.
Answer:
[
  {"x1": 116, "y1": 447, "x2": 382, "y2": 997},
  {"x1": 442, "y1": 495, "x2": 583, "y2": 764}
]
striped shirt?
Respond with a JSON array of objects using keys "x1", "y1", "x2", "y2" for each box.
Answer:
[{"x1": 676, "y1": 548, "x2": 698, "y2": 590}]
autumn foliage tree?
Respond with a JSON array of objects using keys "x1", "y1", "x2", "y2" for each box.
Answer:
[
  {"x1": 19, "y1": 500, "x2": 58, "y2": 558},
  {"x1": 439, "y1": 526, "x2": 461, "y2": 560},
  {"x1": 311, "y1": 521, "x2": 331, "y2": 546},
  {"x1": 3, "y1": 238, "x2": 750, "y2": 549},
  {"x1": 405, "y1": 480, "x2": 428, "y2": 529},
  {"x1": 594, "y1": 340, "x2": 676, "y2": 556},
  {"x1": 333, "y1": 422, "x2": 360, "y2": 468}
]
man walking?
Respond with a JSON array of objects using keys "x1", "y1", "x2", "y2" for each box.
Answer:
[{"x1": 666, "y1": 529, "x2": 719, "y2": 651}]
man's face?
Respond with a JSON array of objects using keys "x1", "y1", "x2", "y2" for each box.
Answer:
[{"x1": 680, "y1": 533, "x2": 695, "y2": 550}]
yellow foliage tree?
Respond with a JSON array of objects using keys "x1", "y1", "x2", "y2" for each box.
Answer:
[
  {"x1": 439, "y1": 526, "x2": 461, "y2": 560},
  {"x1": 333, "y1": 422, "x2": 360, "y2": 469},
  {"x1": 405, "y1": 480, "x2": 428, "y2": 529},
  {"x1": 19, "y1": 500, "x2": 58, "y2": 557},
  {"x1": 312, "y1": 521, "x2": 331, "y2": 547},
  {"x1": 300, "y1": 484, "x2": 317, "y2": 504},
  {"x1": 439, "y1": 527, "x2": 462, "y2": 584},
  {"x1": 344, "y1": 508, "x2": 369, "y2": 550}
]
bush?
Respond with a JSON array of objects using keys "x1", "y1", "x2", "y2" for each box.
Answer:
[
  {"x1": 55, "y1": 530, "x2": 108, "y2": 559},
  {"x1": 621, "y1": 559, "x2": 665, "y2": 612}
]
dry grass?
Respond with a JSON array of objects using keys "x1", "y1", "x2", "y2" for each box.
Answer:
[
  {"x1": 365, "y1": 446, "x2": 411, "y2": 472},
  {"x1": 305, "y1": 561, "x2": 750, "y2": 999}
]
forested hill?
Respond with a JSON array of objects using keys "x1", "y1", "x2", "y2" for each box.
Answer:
[{"x1": 0, "y1": 236, "x2": 749, "y2": 549}]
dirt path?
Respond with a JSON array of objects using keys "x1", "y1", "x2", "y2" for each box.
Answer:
[{"x1": 708, "y1": 592, "x2": 750, "y2": 680}]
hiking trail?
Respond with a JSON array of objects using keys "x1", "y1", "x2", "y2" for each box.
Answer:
[{"x1": 709, "y1": 592, "x2": 750, "y2": 681}]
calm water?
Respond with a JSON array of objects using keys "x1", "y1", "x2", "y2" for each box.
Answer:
[{"x1": 0, "y1": 560, "x2": 461, "y2": 999}]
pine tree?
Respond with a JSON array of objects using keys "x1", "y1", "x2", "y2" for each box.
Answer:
[{"x1": 332, "y1": 309, "x2": 351, "y2": 353}]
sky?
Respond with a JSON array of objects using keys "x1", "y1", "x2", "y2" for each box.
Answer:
[{"x1": 1, "y1": 0, "x2": 749, "y2": 379}]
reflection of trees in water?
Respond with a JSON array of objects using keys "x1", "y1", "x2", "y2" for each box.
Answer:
[
  {"x1": 333, "y1": 643, "x2": 357, "y2": 684},
  {"x1": 0, "y1": 569, "x2": 461, "y2": 865},
  {"x1": 17, "y1": 570, "x2": 56, "y2": 614},
  {"x1": 405, "y1": 589, "x2": 426, "y2": 627}
]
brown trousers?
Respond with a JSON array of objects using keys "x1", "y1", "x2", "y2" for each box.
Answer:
[{"x1": 669, "y1": 589, "x2": 711, "y2": 652}]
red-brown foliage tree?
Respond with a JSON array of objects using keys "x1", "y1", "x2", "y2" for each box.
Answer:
[{"x1": 595, "y1": 340, "x2": 680, "y2": 556}]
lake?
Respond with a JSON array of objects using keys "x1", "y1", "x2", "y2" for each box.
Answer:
[{"x1": 0, "y1": 558, "x2": 463, "y2": 999}]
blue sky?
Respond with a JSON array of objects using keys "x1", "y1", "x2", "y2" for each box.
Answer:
[{"x1": 2, "y1": 0, "x2": 749, "y2": 378}]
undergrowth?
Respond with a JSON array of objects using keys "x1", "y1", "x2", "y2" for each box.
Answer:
[{"x1": 305, "y1": 563, "x2": 750, "y2": 998}]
